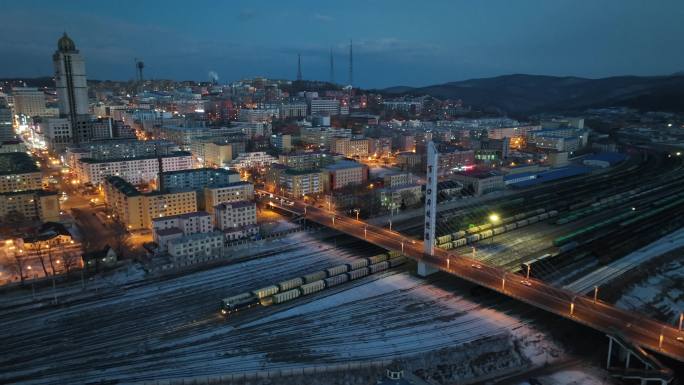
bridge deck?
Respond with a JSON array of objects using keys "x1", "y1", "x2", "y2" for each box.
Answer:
[{"x1": 275, "y1": 200, "x2": 684, "y2": 362}]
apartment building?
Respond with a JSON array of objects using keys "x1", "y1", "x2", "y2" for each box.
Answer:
[
  {"x1": 76, "y1": 151, "x2": 193, "y2": 185},
  {"x1": 104, "y1": 176, "x2": 197, "y2": 230},
  {"x1": 323, "y1": 160, "x2": 368, "y2": 190}
]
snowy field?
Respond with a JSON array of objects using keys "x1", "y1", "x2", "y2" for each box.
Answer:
[
  {"x1": 0, "y1": 232, "x2": 565, "y2": 384},
  {"x1": 564, "y1": 226, "x2": 684, "y2": 293},
  {"x1": 615, "y1": 257, "x2": 684, "y2": 324},
  {"x1": 516, "y1": 365, "x2": 616, "y2": 385}
]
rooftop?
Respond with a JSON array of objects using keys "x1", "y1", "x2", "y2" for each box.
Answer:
[
  {"x1": 161, "y1": 167, "x2": 238, "y2": 177},
  {"x1": 79, "y1": 151, "x2": 191, "y2": 164},
  {"x1": 583, "y1": 152, "x2": 628, "y2": 164},
  {"x1": 324, "y1": 160, "x2": 365, "y2": 170},
  {"x1": 154, "y1": 228, "x2": 184, "y2": 237},
  {"x1": 152, "y1": 211, "x2": 211, "y2": 223},
  {"x1": 284, "y1": 168, "x2": 321, "y2": 176},
  {"x1": 215, "y1": 200, "x2": 255, "y2": 210},
  {"x1": 105, "y1": 176, "x2": 141, "y2": 197},
  {"x1": 0, "y1": 152, "x2": 39, "y2": 175},
  {"x1": 167, "y1": 231, "x2": 223, "y2": 245}
]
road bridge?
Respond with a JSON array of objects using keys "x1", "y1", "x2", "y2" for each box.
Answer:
[{"x1": 265, "y1": 195, "x2": 684, "y2": 363}]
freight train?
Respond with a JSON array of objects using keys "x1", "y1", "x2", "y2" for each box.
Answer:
[
  {"x1": 437, "y1": 209, "x2": 558, "y2": 250},
  {"x1": 220, "y1": 254, "x2": 407, "y2": 316}
]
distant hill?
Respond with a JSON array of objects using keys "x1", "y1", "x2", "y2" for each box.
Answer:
[{"x1": 382, "y1": 74, "x2": 684, "y2": 115}]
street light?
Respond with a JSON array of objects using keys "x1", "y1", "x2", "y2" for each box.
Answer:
[
  {"x1": 659, "y1": 327, "x2": 664, "y2": 349},
  {"x1": 489, "y1": 213, "x2": 500, "y2": 243},
  {"x1": 570, "y1": 296, "x2": 576, "y2": 316},
  {"x1": 488, "y1": 213, "x2": 500, "y2": 224},
  {"x1": 353, "y1": 209, "x2": 360, "y2": 221},
  {"x1": 594, "y1": 286, "x2": 599, "y2": 303}
]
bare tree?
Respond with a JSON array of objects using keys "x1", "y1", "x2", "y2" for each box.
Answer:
[
  {"x1": 62, "y1": 250, "x2": 81, "y2": 275},
  {"x1": 13, "y1": 253, "x2": 27, "y2": 283}
]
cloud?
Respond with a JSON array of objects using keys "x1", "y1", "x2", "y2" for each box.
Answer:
[{"x1": 313, "y1": 13, "x2": 334, "y2": 22}]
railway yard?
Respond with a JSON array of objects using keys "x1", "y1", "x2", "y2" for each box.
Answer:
[{"x1": 1, "y1": 151, "x2": 683, "y2": 384}]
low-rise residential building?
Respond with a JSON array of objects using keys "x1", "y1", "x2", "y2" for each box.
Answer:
[
  {"x1": 0, "y1": 153, "x2": 42, "y2": 193},
  {"x1": 152, "y1": 211, "x2": 213, "y2": 251},
  {"x1": 279, "y1": 102, "x2": 307, "y2": 119},
  {"x1": 104, "y1": 176, "x2": 198, "y2": 230},
  {"x1": 203, "y1": 182, "x2": 255, "y2": 211},
  {"x1": 160, "y1": 168, "x2": 240, "y2": 191},
  {"x1": 76, "y1": 151, "x2": 193, "y2": 185},
  {"x1": 451, "y1": 170, "x2": 504, "y2": 196},
  {"x1": 0, "y1": 190, "x2": 60, "y2": 222},
  {"x1": 323, "y1": 160, "x2": 368, "y2": 190},
  {"x1": 331, "y1": 137, "x2": 369, "y2": 158},
  {"x1": 167, "y1": 231, "x2": 223, "y2": 260},
  {"x1": 395, "y1": 151, "x2": 422, "y2": 170},
  {"x1": 0, "y1": 140, "x2": 26, "y2": 154},
  {"x1": 310, "y1": 98, "x2": 341, "y2": 116},
  {"x1": 378, "y1": 184, "x2": 422, "y2": 209},
  {"x1": 66, "y1": 139, "x2": 179, "y2": 165},
  {"x1": 269, "y1": 165, "x2": 324, "y2": 197},
  {"x1": 229, "y1": 151, "x2": 277, "y2": 171},
  {"x1": 222, "y1": 224, "x2": 259, "y2": 241},
  {"x1": 270, "y1": 133, "x2": 292, "y2": 152},
  {"x1": 278, "y1": 151, "x2": 339, "y2": 171},
  {"x1": 383, "y1": 171, "x2": 413, "y2": 189},
  {"x1": 82, "y1": 245, "x2": 118, "y2": 272},
  {"x1": 437, "y1": 148, "x2": 475, "y2": 175},
  {"x1": 214, "y1": 201, "x2": 257, "y2": 230}
]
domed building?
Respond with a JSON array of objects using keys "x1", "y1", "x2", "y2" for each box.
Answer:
[
  {"x1": 57, "y1": 32, "x2": 77, "y2": 52},
  {"x1": 51, "y1": 32, "x2": 90, "y2": 149}
]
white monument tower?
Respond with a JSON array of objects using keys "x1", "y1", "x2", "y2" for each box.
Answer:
[{"x1": 418, "y1": 141, "x2": 439, "y2": 276}]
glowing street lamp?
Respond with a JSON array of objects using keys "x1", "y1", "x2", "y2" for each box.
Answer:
[
  {"x1": 570, "y1": 296, "x2": 576, "y2": 316},
  {"x1": 594, "y1": 286, "x2": 599, "y2": 303},
  {"x1": 488, "y1": 213, "x2": 500, "y2": 224},
  {"x1": 659, "y1": 327, "x2": 664, "y2": 349}
]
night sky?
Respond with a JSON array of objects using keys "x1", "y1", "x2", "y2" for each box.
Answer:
[{"x1": 2, "y1": 0, "x2": 684, "y2": 88}]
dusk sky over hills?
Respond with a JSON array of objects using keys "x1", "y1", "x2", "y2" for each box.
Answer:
[{"x1": 2, "y1": 0, "x2": 684, "y2": 87}]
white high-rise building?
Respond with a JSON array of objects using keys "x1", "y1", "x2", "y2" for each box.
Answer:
[
  {"x1": 53, "y1": 33, "x2": 89, "y2": 131},
  {"x1": 11, "y1": 87, "x2": 48, "y2": 119}
]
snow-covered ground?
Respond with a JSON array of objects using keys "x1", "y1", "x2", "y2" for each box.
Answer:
[
  {"x1": 515, "y1": 364, "x2": 616, "y2": 385},
  {"x1": 564, "y1": 226, "x2": 684, "y2": 293},
  {"x1": 615, "y1": 257, "x2": 684, "y2": 324},
  {"x1": 0, "y1": 231, "x2": 568, "y2": 385}
]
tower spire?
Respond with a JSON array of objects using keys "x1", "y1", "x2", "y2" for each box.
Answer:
[
  {"x1": 348, "y1": 40, "x2": 353, "y2": 86},
  {"x1": 296, "y1": 53, "x2": 302, "y2": 81},
  {"x1": 329, "y1": 48, "x2": 335, "y2": 84}
]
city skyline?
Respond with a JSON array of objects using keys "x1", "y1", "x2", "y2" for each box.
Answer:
[{"x1": 2, "y1": 0, "x2": 684, "y2": 88}]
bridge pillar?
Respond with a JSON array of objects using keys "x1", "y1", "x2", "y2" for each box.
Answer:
[{"x1": 418, "y1": 141, "x2": 439, "y2": 277}]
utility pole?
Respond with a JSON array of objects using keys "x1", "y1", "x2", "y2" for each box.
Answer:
[
  {"x1": 329, "y1": 47, "x2": 335, "y2": 84},
  {"x1": 348, "y1": 40, "x2": 353, "y2": 86},
  {"x1": 296, "y1": 53, "x2": 302, "y2": 81}
]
